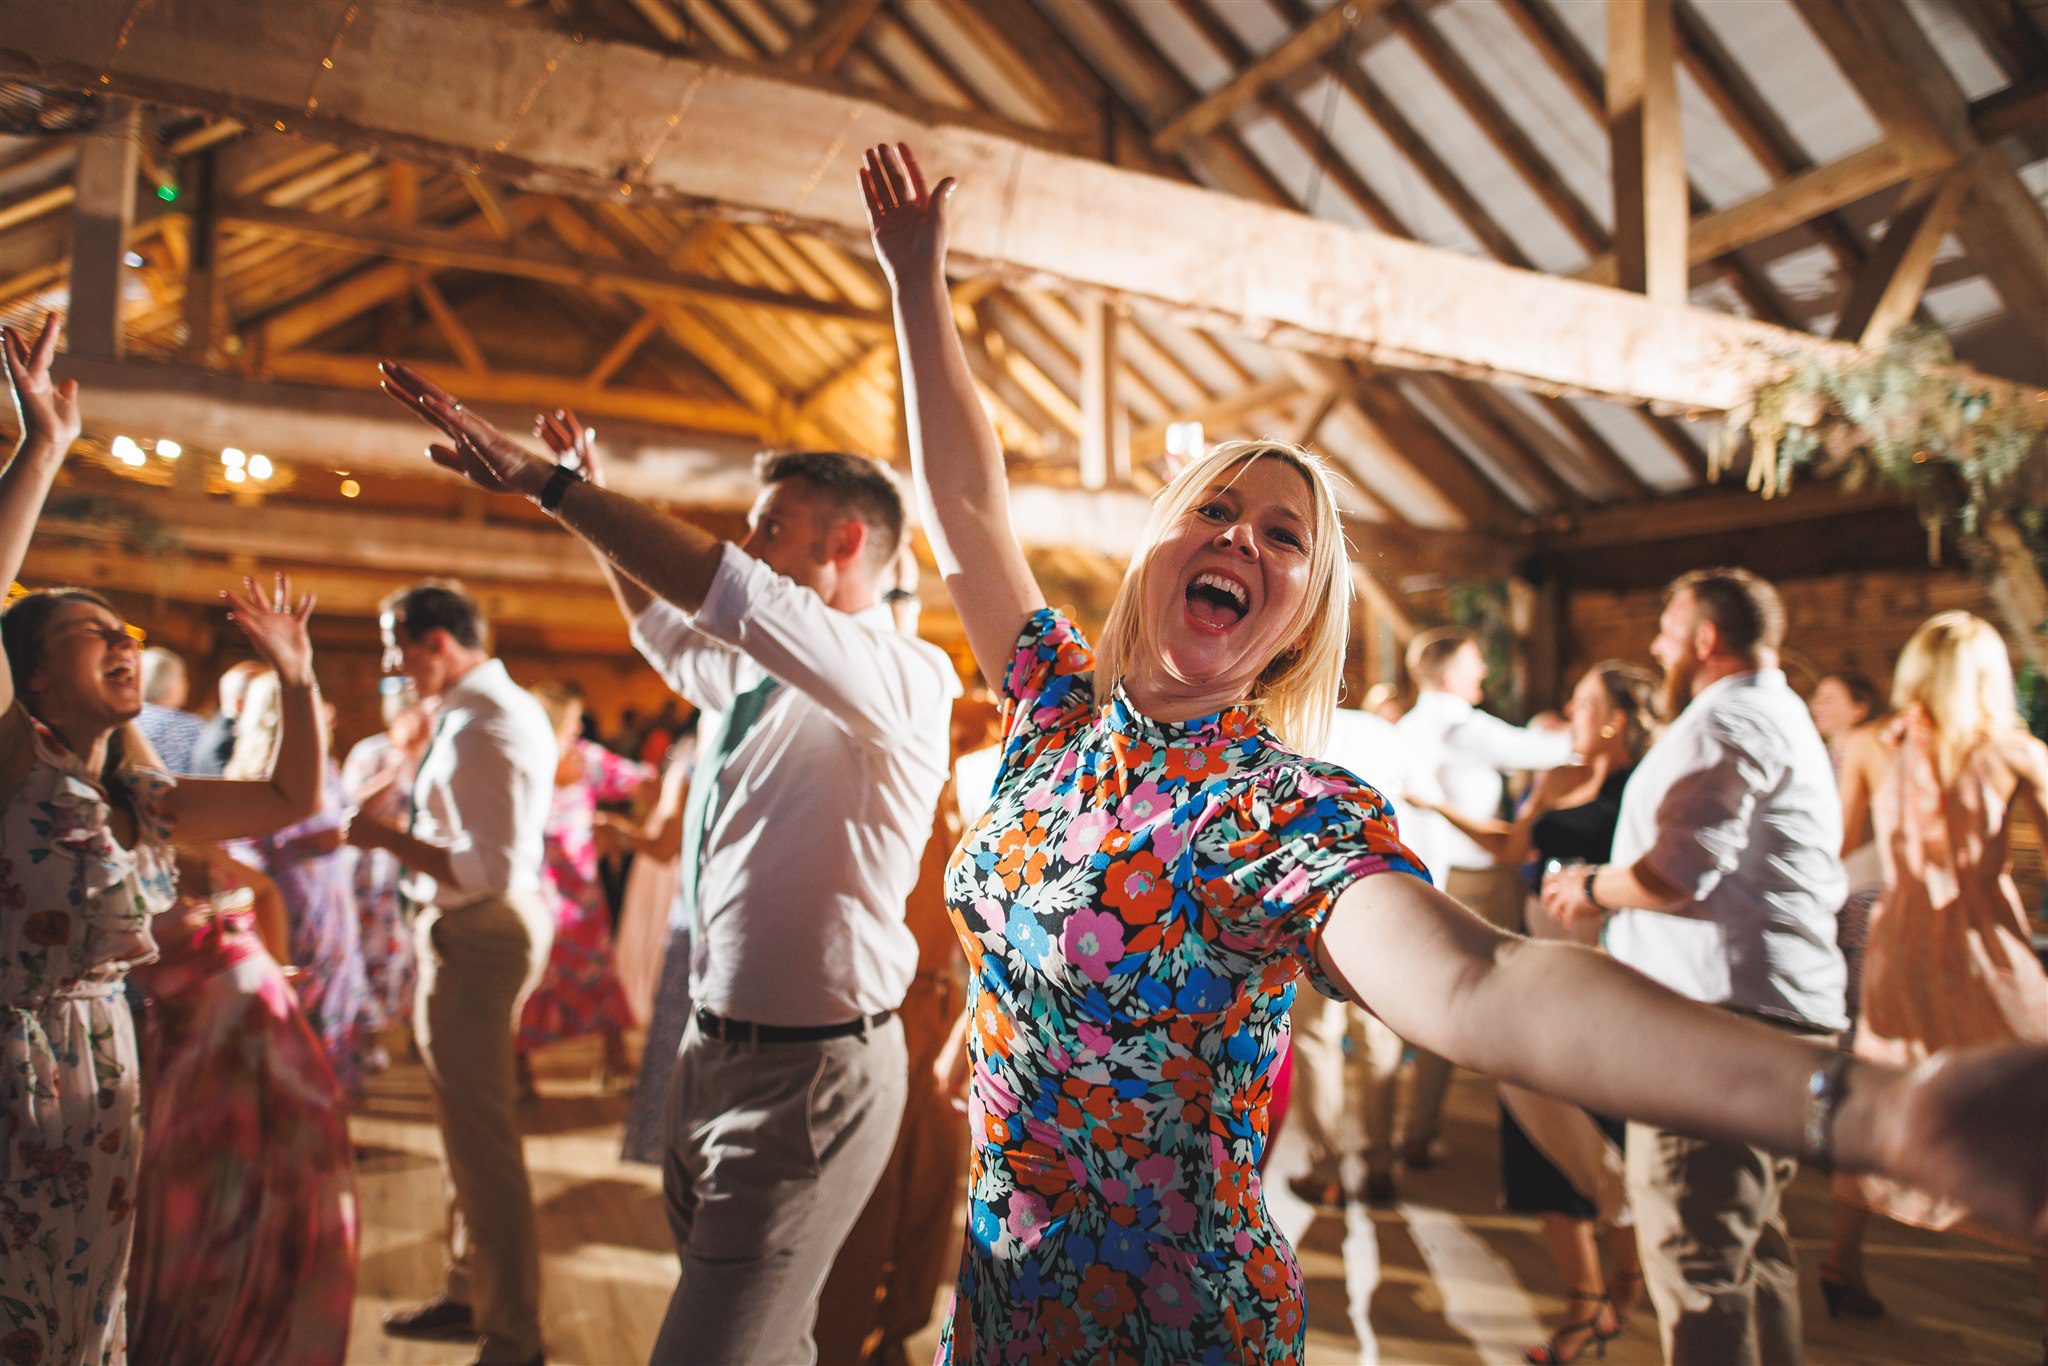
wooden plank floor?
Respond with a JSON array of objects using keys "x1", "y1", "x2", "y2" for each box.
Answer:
[{"x1": 345, "y1": 1034, "x2": 2041, "y2": 1364}]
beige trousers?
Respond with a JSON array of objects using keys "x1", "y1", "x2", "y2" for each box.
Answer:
[
  {"x1": 813, "y1": 975, "x2": 969, "y2": 1366},
  {"x1": 1287, "y1": 993, "x2": 1406, "y2": 1183},
  {"x1": 1403, "y1": 865, "x2": 1526, "y2": 1147},
  {"x1": 1626, "y1": 1122, "x2": 1804, "y2": 1366},
  {"x1": 415, "y1": 893, "x2": 553, "y2": 1363}
]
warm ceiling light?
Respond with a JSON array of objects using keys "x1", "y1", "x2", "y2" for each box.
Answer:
[
  {"x1": 221, "y1": 447, "x2": 246, "y2": 467},
  {"x1": 110, "y1": 435, "x2": 144, "y2": 465},
  {"x1": 224, "y1": 466, "x2": 247, "y2": 484},
  {"x1": 340, "y1": 478, "x2": 361, "y2": 499},
  {"x1": 247, "y1": 453, "x2": 274, "y2": 480},
  {"x1": 155, "y1": 439, "x2": 181, "y2": 460}
]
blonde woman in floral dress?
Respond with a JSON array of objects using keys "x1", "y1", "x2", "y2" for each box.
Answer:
[
  {"x1": 859, "y1": 145, "x2": 2048, "y2": 1362},
  {"x1": 0, "y1": 313, "x2": 328, "y2": 1366}
]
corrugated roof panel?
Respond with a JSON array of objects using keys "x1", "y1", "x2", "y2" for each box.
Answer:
[
  {"x1": 1681, "y1": 0, "x2": 1883, "y2": 163},
  {"x1": 1561, "y1": 399, "x2": 1699, "y2": 493},
  {"x1": 1904, "y1": 0, "x2": 2009, "y2": 100},
  {"x1": 1286, "y1": 72, "x2": 1487, "y2": 250}
]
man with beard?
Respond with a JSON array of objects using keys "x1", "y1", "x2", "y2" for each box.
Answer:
[{"x1": 1543, "y1": 567, "x2": 1846, "y2": 1365}]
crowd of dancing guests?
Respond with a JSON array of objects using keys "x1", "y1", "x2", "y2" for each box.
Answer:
[{"x1": 3, "y1": 137, "x2": 2047, "y2": 1366}]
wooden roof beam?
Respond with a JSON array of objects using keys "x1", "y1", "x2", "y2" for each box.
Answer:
[
  {"x1": 1607, "y1": 0, "x2": 1689, "y2": 305},
  {"x1": 1150, "y1": 1, "x2": 1387, "y2": 155},
  {"x1": 8, "y1": 0, "x2": 2028, "y2": 414},
  {"x1": 1830, "y1": 171, "x2": 1969, "y2": 347},
  {"x1": 782, "y1": 0, "x2": 885, "y2": 75},
  {"x1": 1797, "y1": 0, "x2": 2048, "y2": 349},
  {"x1": 224, "y1": 200, "x2": 891, "y2": 333}
]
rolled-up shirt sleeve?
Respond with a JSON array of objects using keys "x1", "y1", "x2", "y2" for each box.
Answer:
[
  {"x1": 1637, "y1": 717, "x2": 1772, "y2": 902},
  {"x1": 441, "y1": 717, "x2": 541, "y2": 898},
  {"x1": 689, "y1": 544, "x2": 959, "y2": 743},
  {"x1": 630, "y1": 596, "x2": 749, "y2": 714},
  {"x1": 1448, "y1": 710, "x2": 1574, "y2": 773}
]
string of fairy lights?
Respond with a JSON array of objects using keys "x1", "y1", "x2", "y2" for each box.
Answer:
[{"x1": 83, "y1": 432, "x2": 362, "y2": 500}]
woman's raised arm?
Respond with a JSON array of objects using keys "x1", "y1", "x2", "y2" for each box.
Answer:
[
  {"x1": 861, "y1": 143, "x2": 1044, "y2": 687},
  {"x1": 0, "y1": 313, "x2": 82, "y2": 715}
]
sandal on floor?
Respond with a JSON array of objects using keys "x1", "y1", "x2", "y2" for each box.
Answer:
[{"x1": 1524, "y1": 1291, "x2": 1618, "y2": 1366}]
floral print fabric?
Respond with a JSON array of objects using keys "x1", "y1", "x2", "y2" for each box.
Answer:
[
  {"x1": 1, "y1": 703, "x2": 178, "y2": 1366},
  {"x1": 339, "y1": 732, "x2": 417, "y2": 1032},
  {"x1": 940, "y1": 610, "x2": 1426, "y2": 1365},
  {"x1": 519, "y1": 740, "x2": 649, "y2": 1050}
]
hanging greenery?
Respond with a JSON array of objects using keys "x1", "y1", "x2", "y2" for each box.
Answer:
[{"x1": 1727, "y1": 328, "x2": 2048, "y2": 552}]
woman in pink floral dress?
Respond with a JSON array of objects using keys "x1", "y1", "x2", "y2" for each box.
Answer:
[
  {"x1": 516, "y1": 684, "x2": 650, "y2": 1091},
  {"x1": 1, "y1": 308, "x2": 329, "y2": 1366}
]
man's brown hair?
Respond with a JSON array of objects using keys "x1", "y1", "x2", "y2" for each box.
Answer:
[
  {"x1": 1666, "y1": 567, "x2": 1785, "y2": 658},
  {"x1": 1405, "y1": 626, "x2": 1478, "y2": 691}
]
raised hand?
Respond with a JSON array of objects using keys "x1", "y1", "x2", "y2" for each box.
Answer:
[
  {"x1": 2, "y1": 312, "x2": 81, "y2": 455},
  {"x1": 536, "y1": 407, "x2": 607, "y2": 488},
  {"x1": 223, "y1": 572, "x2": 317, "y2": 690},
  {"x1": 860, "y1": 143, "x2": 955, "y2": 286},
  {"x1": 380, "y1": 361, "x2": 550, "y2": 497}
]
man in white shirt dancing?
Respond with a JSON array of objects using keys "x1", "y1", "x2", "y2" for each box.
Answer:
[
  {"x1": 1544, "y1": 567, "x2": 1846, "y2": 1365},
  {"x1": 1395, "y1": 628, "x2": 1572, "y2": 1165},
  {"x1": 349, "y1": 582, "x2": 558, "y2": 1366},
  {"x1": 376, "y1": 364, "x2": 958, "y2": 1366}
]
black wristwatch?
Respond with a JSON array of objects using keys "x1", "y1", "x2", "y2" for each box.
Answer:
[
  {"x1": 537, "y1": 460, "x2": 584, "y2": 513},
  {"x1": 1582, "y1": 865, "x2": 1611, "y2": 913}
]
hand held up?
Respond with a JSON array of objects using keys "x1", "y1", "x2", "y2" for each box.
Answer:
[
  {"x1": 2, "y1": 312, "x2": 81, "y2": 457},
  {"x1": 860, "y1": 143, "x2": 956, "y2": 288},
  {"x1": 222, "y1": 572, "x2": 318, "y2": 690},
  {"x1": 379, "y1": 361, "x2": 550, "y2": 497}
]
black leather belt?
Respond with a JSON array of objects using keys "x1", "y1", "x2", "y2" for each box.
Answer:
[{"x1": 693, "y1": 1007, "x2": 893, "y2": 1044}]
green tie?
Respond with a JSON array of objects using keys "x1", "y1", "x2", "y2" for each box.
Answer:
[{"x1": 677, "y1": 676, "x2": 782, "y2": 945}]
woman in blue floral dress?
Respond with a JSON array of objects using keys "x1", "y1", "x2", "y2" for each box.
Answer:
[
  {"x1": 863, "y1": 147, "x2": 2048, "y2": 1364},
  {"x1": 0, "y1": 314, "x2": 331, "y2": 1366}
]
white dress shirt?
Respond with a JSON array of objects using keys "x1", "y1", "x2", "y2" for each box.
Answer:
[
  {"x1": 405, "y1": 657, "x2": 557, "y2": 910},
  {"x1": 630, "y1": 544, "x2": 961, "y2": 1027},
  {"x1": 1605, "y1": 669, "x2": 1848, "y2": 1031},
  {"x1": 1319, "y1": 707, "x2": 1420, "y2": 847},
  {"x1": 1396, "y1": 689, "x2": 1573, "y2": 874}
]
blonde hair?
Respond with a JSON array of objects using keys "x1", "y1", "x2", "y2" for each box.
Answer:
[
  {"x1": 1891, "y1": 611, "x2": 2021, "y2": 782},
  {"x1": 1091, "y1": 439, "x2": 1351, "y2": 754},
  {"x1": 223, "y1": 671, "x2": 282, "y2": 781}
]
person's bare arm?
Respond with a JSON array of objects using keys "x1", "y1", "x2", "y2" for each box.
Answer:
[
  {"x1": 0, "y1": 314, "x2": 80, "y2": 716},
  {"x1": 536, "y1": 409, "x2": 655, "y2": 622},
  {"x1": 862, "y1": 144, "x2": 1045, "y2": 687},
  {"x1": 164, "y1": 575, "x2": 327, "y2": 843},
  {"x1": 1838, "y1": 725, "x2": 1880, "y2": 857},
  {"x1": 1317, "y1": 871, "x2": 2048, "y2": 1241}
]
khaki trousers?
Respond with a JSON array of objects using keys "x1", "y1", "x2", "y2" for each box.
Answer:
[
  {"x1": 652, "y1": 1014, "x2": 907, "y2": 1366},
  {"x1": 415, "y1": 893, "x2": 553, "y2": 1363},
  {"x1": 813, "y1": 976, "x2": 969, "y2": 1366},
  {"x1": 1288, "y1": 993, "x2": 1405, "y2": 1183},
  {"x1": 1403, "y1": 866, "x2": 1526, "y2": 1148},
  {"x1": 1626, "y1": 1122, "x2": 1804, "y2": 1366}
]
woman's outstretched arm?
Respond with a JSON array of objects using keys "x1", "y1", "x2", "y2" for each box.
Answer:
[
  {"x1": 1318, "y1": 872, "x2": 2048, "y2": 1243},
  {"x1": 861, "y1": 143, "x2": 1044, "y2": 687}
]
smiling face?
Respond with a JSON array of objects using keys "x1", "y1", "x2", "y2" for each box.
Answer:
[
  {"x1": 1125, "y1": 456, "x2": 1317, "y2": 717},
  {"x1": 25, "y1": 597, "x2": 146, "y2": 729}
]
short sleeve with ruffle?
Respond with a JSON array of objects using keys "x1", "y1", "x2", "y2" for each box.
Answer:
[
  {"x1": 993, "y1": 607, "x2": 1097, "y2": 793},
  {"x1": 1215, "y1": 755, "x2": 1430, "y2": 1000}
]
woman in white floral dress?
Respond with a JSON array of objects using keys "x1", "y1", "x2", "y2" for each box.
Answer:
[{"x1": 0, "y1": 313, "x2": 329, "y2": 1366}]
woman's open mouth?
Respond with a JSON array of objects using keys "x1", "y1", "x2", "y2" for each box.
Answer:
[{"x1": 1184, "y1": 570, "x2": 1249, "y2": 634}]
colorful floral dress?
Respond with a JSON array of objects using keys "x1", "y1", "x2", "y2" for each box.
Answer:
[
  {"x1": 127, "y1": 857, "x2": 357, "y2": 1365},
  {"x1": 339, "y1": 731, "x2": 417, "y2": 1031},
  {"x1": 518, "y1": 740, "x2": 650, "y2": 1050},
  {"x1": 228, "y1": 765, "x2": 376, "y2": 1096},
  {"x1": 941, "y1": 611, "x2": 1426, "y2": 1365},
  {"x1": 0, "y1": 703, "x2": 178, "y2": 1366}
]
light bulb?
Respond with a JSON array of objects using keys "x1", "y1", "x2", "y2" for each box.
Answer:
[
  {"x1": 221, "y1": 447, "x2": 245, "y2": 467},
  {"x1": 340, "y1": 479, "x2": 361, "y2": 499},
  {"x1": 248, "y1": 453, "x2": 274, "y2": 480},
  {"x1": 224, "y1": 466, "x2": 247, "y2": 483},
  {"x1": 111, "y1": 435, "x2": 143, "y2": 464},
  {"x1": 155, "y1": 439, "x2": 181, "y2": 460}
]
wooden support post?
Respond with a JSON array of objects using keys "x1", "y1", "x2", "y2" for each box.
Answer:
[
  {"x1": 1831, "y1": 171, "x2": 1970, "y2": 347},
  {"x1": 1079, "y1": 296, "x2": 1127, "y2": 489},
  {"x1": 1608, "y1": 0, "x2": 1688, "y2": 304},
  {"x1": 179, "y1": 147, "x2": 226, "y2": 365},
  {"x1": 67, "y1": 101, "x2": 141, "y2": 361}
]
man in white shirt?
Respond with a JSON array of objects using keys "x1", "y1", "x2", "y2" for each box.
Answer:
[
  {"x1": 374, "y1": 369, "x2": 959, "y2": 1366},
  {"x1": 1544, "y1": 567, "x2": 1846, "y2": 1366},
  {"x1": 1394, "y1": 628, "x2": 1572, "y2": 1164},
  {"x1": 347, "y1": 582, "x2": 558, "y2": 1366}
]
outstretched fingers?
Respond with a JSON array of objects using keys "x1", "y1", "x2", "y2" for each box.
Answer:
[{"x1": 29, "y1": 313, "x2": 60, "y2": 373}]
